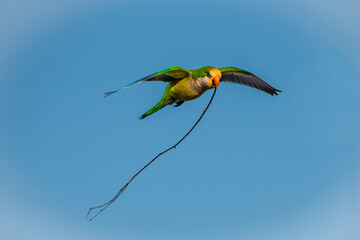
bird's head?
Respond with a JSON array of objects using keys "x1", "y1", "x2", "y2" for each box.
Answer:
[{"x1": 207, "y1": 68, "x2": 221, "y2": 88}]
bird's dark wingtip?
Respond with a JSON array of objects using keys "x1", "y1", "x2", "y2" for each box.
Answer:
[
  {"x1": 104, "y1": 91, "x2": 118, "y2": 98},
  {"x1": 270, "y1": 88, "x2": 282, "y2": 96}
]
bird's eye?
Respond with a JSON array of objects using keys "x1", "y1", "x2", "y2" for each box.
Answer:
[{"x1": 207, "y1": 73, "x2": 212, "y2": 78}]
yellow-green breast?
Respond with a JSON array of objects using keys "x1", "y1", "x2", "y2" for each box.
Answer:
[{"x1": 166, "y1": 76, "x2": 207, "y2": 101}]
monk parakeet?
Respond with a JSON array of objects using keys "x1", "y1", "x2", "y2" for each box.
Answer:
[{"x1": 105, "y1": 66, "x2": 281, "y2": 119}]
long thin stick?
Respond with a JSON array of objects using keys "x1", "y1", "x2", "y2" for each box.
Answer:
[{"x1": 86, "y1": 87, "x2": 217, "y2": 221}]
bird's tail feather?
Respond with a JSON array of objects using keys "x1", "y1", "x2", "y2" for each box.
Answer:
[{"x1": 139, "y1": 98, "x2": 169, "y2": 119}]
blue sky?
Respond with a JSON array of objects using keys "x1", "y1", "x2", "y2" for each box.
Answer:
[{"x1": 1, "y1": 0, "x2": 359, "y2": 239}]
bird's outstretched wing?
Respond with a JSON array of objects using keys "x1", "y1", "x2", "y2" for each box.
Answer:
[
  {"x1": 219, "y1": 67, "x2": 281, "y2": 96},
  {"x1": 105, "y1": 66, "x2": 189, "y2": 97}
]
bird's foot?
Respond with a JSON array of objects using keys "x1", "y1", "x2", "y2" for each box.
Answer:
[
  {"x1": 173, "y1": 100, "x2": 184, "y2": 107},
  {"x1": 167, "y1": 98, "x2": 176, "y2": 105}
]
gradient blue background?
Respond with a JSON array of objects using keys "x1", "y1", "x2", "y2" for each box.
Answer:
[{"x1": 1, "y1": 0, "x2": 359, "y2": 239}]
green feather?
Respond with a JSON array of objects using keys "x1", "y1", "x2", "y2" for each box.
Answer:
[
  {"x1": 105, "y1": 66, "x2": 188, "y2": 98},
  {"x1": 139, "y1": 96, "x2": 170, "y2": 119},
  {"x1": 219, "y1": 67, "x2": 255, "y2": 76},
  {"x1": 191, "y1": 66, "x2": 215, "y2": 80}
]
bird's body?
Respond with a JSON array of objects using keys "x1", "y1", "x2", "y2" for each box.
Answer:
[
  {"x1": 105, "y1": 66, "x2": 281, "y2": 119},
  {"x1": 166, "y1": 75, "x2": 205, "y2": 101},
  {"x1": 165, "y1": 67, "x2": 221, "y2": 100}
]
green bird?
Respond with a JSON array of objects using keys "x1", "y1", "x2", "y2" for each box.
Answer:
[{"x1": 105, "y1": 66, "x2": 281, "y2": 119}]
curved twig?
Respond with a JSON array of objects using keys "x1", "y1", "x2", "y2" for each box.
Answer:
[{"x1": 87, "y1": 87, "x2": 217, "y2": 221}]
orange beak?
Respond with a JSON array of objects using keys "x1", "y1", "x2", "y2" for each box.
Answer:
[{"x1": 213, "y1": 76, "x2": 220, "y2": 88}]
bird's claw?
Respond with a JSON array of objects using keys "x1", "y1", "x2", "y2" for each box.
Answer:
[{"x1": 173, "y1": 101, "x2": 184, "y2": 107}]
